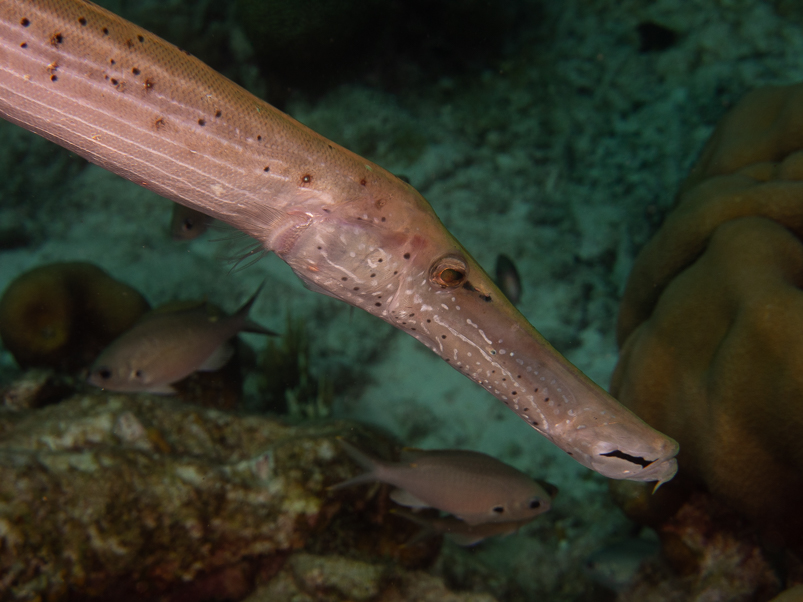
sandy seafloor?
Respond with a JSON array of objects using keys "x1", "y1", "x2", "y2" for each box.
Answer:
[{"x1": 2, "y1": 0, "x2": 803, "y2": 599}]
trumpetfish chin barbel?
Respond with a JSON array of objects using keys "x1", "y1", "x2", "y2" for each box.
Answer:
[{"x1": 0, "y1": 0, "x2": 678, "y2": 485}]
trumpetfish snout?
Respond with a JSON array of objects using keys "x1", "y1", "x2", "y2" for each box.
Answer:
[
  {"x1": 0, "y1": 0, "x2": 678, "y2": 484},
  {"x1": 272, "y1": 178, "x2": 678, "y2": 486}
]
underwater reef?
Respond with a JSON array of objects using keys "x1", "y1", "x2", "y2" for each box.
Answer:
[
  {"x1": 0, "y1": 393, "x2": 458, "y2": 600},
  {"x1": 5, "y1": 0, "x2": 803, "y2": 600}
]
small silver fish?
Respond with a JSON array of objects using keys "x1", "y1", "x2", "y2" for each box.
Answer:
[
  {"x1": 392, "y1": 508, "x2": 538, "y2": 546},
  {"x1": 583, "y1": 537, "x2": 661, "y2": 592},
  {"x1": 495, "y1": 254, "x2": 522, "y2": 305},
  {"x1": 332, "y1": 439, "x2": 553, "y2": 525},
  {"x1": 88, "y1": 285, "x2": 276, "y2": 394},
  {"x1": 170, "y1": 203, "x2": 213, "y2": 240}
]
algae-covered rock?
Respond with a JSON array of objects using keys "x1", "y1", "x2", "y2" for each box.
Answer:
[
  {"x1": 0, "y1": 393, "x2": 435, "y2": 600},
  {"x1": 245, "y1": 552, "x2": 498, "y2": 602}
]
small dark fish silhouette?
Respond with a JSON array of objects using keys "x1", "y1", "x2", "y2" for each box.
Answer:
[
  {"x1": 171, "y1": 203, "x2": 213, "y2": 240},
  {"x1": 495, "y1": 254, "x2": 522, "y2": 305}
]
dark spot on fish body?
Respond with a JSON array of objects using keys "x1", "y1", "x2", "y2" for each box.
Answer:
[
  {"x1": 198, "y1": 118, "x2": 206, "y2": 126},
  {"x1": 529, "y1": 500, "x2": 541, "y2": 509},
  {"x1": 301, "y1": 174, "x2": 312, "y2": 185},
  {"x1": 154, "y1": 117, "x2": 166, "y2": 130},
  {"x1": 263, "y1": 166, "x2": 270, "y2": 172},
  {"x1": 20, "y1": 18, "x2": 30, "y2": 27},
  {"x1": 493, "y1": 506, "x2": 504, "y2": 513},
  {"x1": 102, "y1": 27, "x2": 109, "y2": 35},
  {"x1": 78, "y1": 17, "x2": 87, "y2": 26},
  {"x1": 257, "y1": 135, "x2": 262, "y2": 141},
  {"x1": 20, "y1": 43, "x2": 27, "y2": 48},
  {"x1": 144, "y1": 78, "x2": 154, "y2": 91},
  {"x1": 50, "y1": 33, "x2": 63, "y2": 46},
  {"x1": 110, "y1": 59, "x2": 115, "y2": 65},
  {"x1": 132, "y1": 67, "x2": 140, "y2": 75},
  {"x1": 110, "y1": 78, "x2": 118, "y2": 86},
  {"x1": 215, "y1": 110, "x2": 222, "y2": 118},
  {"x1": 403, "y1": 253, "x2": 410, "y2": 260},
  {"x1": 138, "y1": 34, "x2": 145, "y2": 43},
  {"x1": 50, "y1": 75, "x2": 57, "y2": 82}
]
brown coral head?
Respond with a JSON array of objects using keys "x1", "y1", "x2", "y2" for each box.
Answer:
[{"x1": 0, "y1": 262, "x2": 149, "y2": 371}]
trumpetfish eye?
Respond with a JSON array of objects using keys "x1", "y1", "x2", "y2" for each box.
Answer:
[{"x1": 430, "y1": 255, "x2": 468, "y2": 288}]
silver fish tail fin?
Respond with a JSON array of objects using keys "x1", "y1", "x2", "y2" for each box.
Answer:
[
  {"x1": 328, "y1": 438, "x2": 385, "y2": 491},
  {"x1": 328, "y1": 472, "x2": 382, "y2": 491}
]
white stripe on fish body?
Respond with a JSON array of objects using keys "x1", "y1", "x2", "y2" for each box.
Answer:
[{"x1": 333, "y1": 440, "x2": 553, "y2": 526}]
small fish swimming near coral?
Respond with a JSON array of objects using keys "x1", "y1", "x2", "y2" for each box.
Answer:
[
  {"x1": 88, "y1": 285, "x2": 276, "y2": 394},
  {"x1": 170, "y1": 203, "x2": 214, "y2": 241},
  {"x1": 495, "y1": 254, "x2": 522, "y2": 305},
  {"x1": 332, "y1": 439, "x2": 553, "y2": 525},
  {"x1": 392, "y1": 508, "x2": 542, "y2": 547}
]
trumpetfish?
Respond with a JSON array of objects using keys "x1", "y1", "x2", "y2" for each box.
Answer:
[{"x1": 0, "y1": 0, "x2": 678, "y2": 485}]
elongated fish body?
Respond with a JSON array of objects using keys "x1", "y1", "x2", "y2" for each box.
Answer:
[
  {"x1": 392, "y1": 508, "x2": 535, "y2": 547},
  {"x1": 332, "y1": 440, "x2": 552, "y2": 525},
  {"x1": 0, "y1": 0, "x2": 678, "y2": 484},
  {"x1": 88, "y1": 286, "x2": 275, "y2": 393}
]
